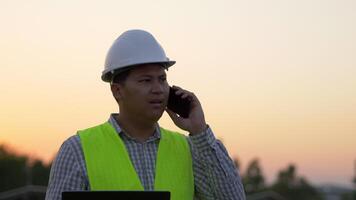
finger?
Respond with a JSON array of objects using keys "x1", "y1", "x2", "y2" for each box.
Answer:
[
  {"x1": 172, "y1": 86, "x2": 196, "y2": 101},
  {"x1": 175, "y1": 89, "x2": 184, "y2": 95},
  {"x1": 166, "y1": 108, "x2": 176, "y2": 118},
  {"x1": 181, "y1": 93, "x2": 191, "y2": 99},
  {"x1": 176, "y1": 88, "x2": 192, "y2": 97},
  {"x1": 172, "y1": 86, "x2": 187, "y2": 94},
  {"x1": 167, "y1": 109, "x2": 187, "y2": 127},
  {"x1": 172, "y1": 85, "x2": 181, "y2": 90},
  {"x1": 166, "y1": 109, "x2": 181, "y2": 123}
]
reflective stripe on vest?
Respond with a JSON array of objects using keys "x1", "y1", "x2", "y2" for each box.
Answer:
[{"x1": 78, "y1": 122, "x2": 194, "y2": 200}]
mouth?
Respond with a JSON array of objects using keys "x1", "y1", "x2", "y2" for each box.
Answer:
[{"x1": 149, "y1": 99, "x2": 164, "y2": 106}]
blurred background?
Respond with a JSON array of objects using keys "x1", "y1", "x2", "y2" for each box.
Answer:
[{"x1": 0, "y1": 0, "x2": 355, "y2": 199}]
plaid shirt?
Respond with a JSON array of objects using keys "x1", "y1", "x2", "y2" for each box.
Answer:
[{"x1": 45, "y1": 114, "x2": 245, "y2": 200}]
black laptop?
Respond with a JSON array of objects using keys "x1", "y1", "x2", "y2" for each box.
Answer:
[{"x1": 62, "y1": 191, "x2": 170, "y2": 200}]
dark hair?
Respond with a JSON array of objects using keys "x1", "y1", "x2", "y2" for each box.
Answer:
[
  {"x1": 111, "y1": 63, "x2": 167, "y2": 84},
  {"x1": 111, "y1": 69, "x2": 131, "y2": 84}
]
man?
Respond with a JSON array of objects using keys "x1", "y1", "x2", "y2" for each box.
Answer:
[{"x1": 46, "y1": 30, "x2": 246, "y2": 200}]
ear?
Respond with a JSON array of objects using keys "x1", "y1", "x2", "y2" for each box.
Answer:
[{"x1": 111, "y1": 83, "x2": 123, "y2": 101}]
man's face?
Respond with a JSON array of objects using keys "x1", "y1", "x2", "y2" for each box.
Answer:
[{"x1": 112, "y1": 64, "x2": 169, "y2": 122}]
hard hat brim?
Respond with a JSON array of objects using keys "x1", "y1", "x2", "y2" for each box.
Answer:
[{"x1": 101, "y1": 60, "x2": 176, "y2": 82}]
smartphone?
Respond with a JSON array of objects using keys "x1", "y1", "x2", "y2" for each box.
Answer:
[{"x1": 167, "y1": 87, "x2": 191, "y2": 118}]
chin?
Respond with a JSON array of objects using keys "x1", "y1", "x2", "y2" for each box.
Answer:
[{"x1": 148, "y1": 110, "x2": 164, "y2": 121}]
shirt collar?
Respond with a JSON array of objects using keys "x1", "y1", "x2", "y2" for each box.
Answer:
[{"x1": 108, "y1": 113, "x2": 161, "y2": 142}]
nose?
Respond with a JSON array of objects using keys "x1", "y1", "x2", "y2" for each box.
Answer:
[{"x1": 151, "y1": 80, "x2": 165, "y2": 94}]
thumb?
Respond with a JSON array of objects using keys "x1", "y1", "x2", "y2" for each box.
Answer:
[{"x1": 166, "y1": 109, "x2": 184, "y2": 127}]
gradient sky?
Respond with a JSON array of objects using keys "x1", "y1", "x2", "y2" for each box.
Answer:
[{"x1": 1, "y1": 0, "x2": 355, "y2": 187}]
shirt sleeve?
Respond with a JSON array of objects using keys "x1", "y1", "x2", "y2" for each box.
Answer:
[
  {"x1": 45, "y1": 136, "x2": 88, "y2": 200},
  {"x1": 188, "y1": 126, "x2": 246, "y2": 200}
]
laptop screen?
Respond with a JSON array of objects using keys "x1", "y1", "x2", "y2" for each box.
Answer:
[{"x1": 62, "y1": 191, "x2": 170, "y2": 200}]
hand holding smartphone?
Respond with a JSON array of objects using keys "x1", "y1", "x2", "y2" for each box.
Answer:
[{"x1": 167, "y1": 87, "x2": 191, "y2": 118}]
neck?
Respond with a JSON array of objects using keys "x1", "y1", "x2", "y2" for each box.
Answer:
[{"x1": 115, "y1": 113, "x2": 156, "y2": 142}]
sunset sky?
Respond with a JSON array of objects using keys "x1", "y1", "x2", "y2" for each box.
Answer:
[{"x1": 1, "y1": 0, "x2": 355, "y2": 188}]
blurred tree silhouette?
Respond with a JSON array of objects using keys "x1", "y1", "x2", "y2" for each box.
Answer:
[
  {"x1": 0, "y1": 144, "x2": 51, "y2": 192},
  {"x1": 0, "y1": 144, "x2": 28, "y2": 192},
  {"x1": 243, "y1": 158, "x2": 266, "y2": 194},
  {"x1": 271, "y1": 164, "x2": 324, "y2": 200},
  {"x1": 353, "y1": 160, "x2": 356, "y2": 188},
  {"x1": 233, "y1": 157, "x2": 241, "y2": 171},
  {"x1": 31, "y1": 159, "x2": 51, "y2": 186},
  {"x1": 341, "y1": 192, "x2": 356, "y2": 200},
  {"x1": 340, "y1": 166, "x2": 356, "y2": 200}
]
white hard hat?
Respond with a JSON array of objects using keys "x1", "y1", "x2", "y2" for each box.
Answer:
[{"x1": 101, "y1": 29, "x2": 176, "y2": 82}]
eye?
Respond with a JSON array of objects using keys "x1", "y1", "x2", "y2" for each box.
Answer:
[
  {"x1": 139, "y1": 79, "x2": 151, "y2": 83},
  {"x1": 160, "y1": 76, "x2": 167, "y2": 82}
]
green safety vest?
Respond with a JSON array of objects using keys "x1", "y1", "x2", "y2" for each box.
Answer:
[{"x1": 78, "y1": 122, "x2": 194, "y2": 200}]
